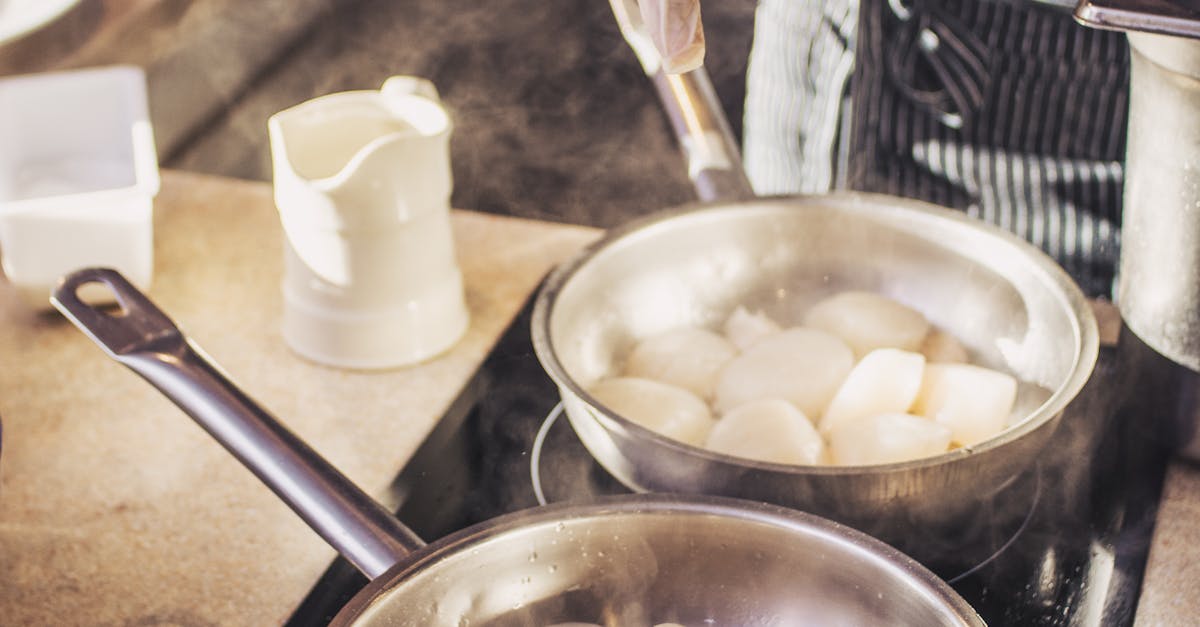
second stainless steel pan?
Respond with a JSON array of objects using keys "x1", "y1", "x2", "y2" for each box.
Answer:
[{"x1": 52, "y1": 268, "x2": 983, "y2": 627}]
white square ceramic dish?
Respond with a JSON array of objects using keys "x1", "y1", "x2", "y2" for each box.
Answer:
[{"x1": 0, "y1": 65, "x2": 159, "y2": 308}]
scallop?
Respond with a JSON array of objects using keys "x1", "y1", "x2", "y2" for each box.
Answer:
[
  {"x1": 828, "y1": 413, "x2": 953, "y2": 465},
  {"x1": 912, "y1": 363, "x2": 1017, "y2": 447},
  {"x1": 722, "y1": 306, "x2": 782, "y2": 350},
  {"x1": 706, "y1": 399, "x2": 824, "y2": 465},
  {"x1": 819, "y1": 349, "x2": 926, "y2": 435},
  {"x1": 712, "y1": 327, "x2": 855, "y2": 417},
  {"x1": 588, "y1": 377, "x2": 715, "y2": 447},
  {"x1": 803, "y1": 291, "x2": 931, "y2": 357},
  {"x1": 920, "y1": 328, "x2": 970, "y2": 363},
  {"x1": 624, "y1": 327, "x2": 737, "y2": 399}
]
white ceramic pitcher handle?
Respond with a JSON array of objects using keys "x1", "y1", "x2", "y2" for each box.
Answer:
[{"x1": 381, "y1": 75, "x2": 440, "y2": 102}]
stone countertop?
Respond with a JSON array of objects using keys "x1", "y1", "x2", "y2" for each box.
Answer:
[
  {"x1": 0, "y1": 0, "x2": 758, "y2": 231},
  {"x1": 1134, "y1": 461, "x2": 1200, "y2": 626},
  {"x1": 0, "y1": 0, "x2": 346, "y2": 161},
  {"x1": 0, "y1": 171, "x2": 601, "y2": 626}
]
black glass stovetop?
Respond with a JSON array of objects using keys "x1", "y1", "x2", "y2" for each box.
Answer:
[{"x1": 284, "y1": 291, "x2": 1171, "y2": 626}]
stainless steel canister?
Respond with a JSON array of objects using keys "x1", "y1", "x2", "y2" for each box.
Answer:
[{"x1": 1117, "y1": 32, "x2": 1200, "y2": 459}]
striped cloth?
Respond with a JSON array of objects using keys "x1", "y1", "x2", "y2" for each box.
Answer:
[{"x1": 742, "y1": 0, "x2": 1128, "y2": 297}]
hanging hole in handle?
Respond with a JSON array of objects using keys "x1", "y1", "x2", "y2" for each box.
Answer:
[
  {"x1": 76, "y1": 280, "x2": 131, "y2": 316},
  {"x1": 58, "y1": 269, "x2": 133, "y2": 316},
  {"x1": 53, "y1": 268, "x2": 181, "y2": 357}
]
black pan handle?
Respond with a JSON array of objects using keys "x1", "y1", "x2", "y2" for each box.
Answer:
[{"x1": 52, "y1": 268, "x2": 424, "y2": 579}]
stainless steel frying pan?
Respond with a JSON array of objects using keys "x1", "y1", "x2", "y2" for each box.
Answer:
[
  {"x1": 529, "y1": 6, "x2": 1099, "y2": 557},
  {"x1": 52, "y1": 268, "x2": 984, "y2": 626}
]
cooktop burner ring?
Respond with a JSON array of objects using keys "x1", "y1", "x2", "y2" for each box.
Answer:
[
  {"x1": 943, "y1": 464, "x2": 1040, "y2": 584},
  {"x1": 530, "y1": 401, "x2": 564, "y2": 506}
]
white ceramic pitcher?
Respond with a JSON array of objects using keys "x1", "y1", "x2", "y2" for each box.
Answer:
[{"x1": 268, "y1": 76, "x2": 468, "y2": 369}]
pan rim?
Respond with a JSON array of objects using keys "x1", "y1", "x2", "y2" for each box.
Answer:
[
  {"x1": 330, "y1": 493, "x2": 984, "y2": 626},
  {"x1": 530, "y1": 191, "x2": 1100, "y2": 476}
]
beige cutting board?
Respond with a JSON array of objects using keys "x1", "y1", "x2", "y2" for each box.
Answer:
[{"x1": 0, "y1": 170, "x2": 600, "y2": 626}]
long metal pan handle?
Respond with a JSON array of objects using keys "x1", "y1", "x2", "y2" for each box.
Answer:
[
  {"x1": 610, "y1": 0, "x2": 756, "y2": 202},
  {"x1": 51, "y1": 268, "x2": 424, "y2": 580}
]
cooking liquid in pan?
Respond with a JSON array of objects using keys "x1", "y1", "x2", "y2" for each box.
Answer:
[{"x1": 287, "y1": 296, "x2": 1169, "y2": 626}]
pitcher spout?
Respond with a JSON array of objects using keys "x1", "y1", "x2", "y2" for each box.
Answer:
[{"x1": 268, "y1": 76, "x2": 453, "y2": 228}]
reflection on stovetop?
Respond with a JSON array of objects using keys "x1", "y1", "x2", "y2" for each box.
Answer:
[{"x1": 285, "y1": 294, "x2": 1169, "y2": 626}]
